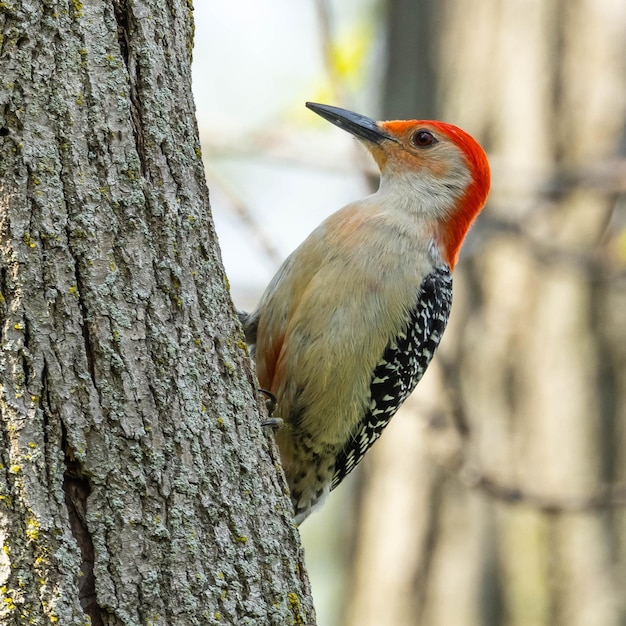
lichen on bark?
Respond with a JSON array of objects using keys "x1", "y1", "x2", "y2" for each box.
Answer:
[{"x1": 0, "y1": 1, "x2": 315, "y2": 624}]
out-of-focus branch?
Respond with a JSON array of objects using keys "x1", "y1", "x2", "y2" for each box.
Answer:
[
  {"x1": 477, "y1": 212, "x2": 626, "y2": 282},
  {"x1": 204, "y1": 165, "x2": 283, "y2": 267},
  {"x1": 206, "y1": 136, "x2": 626, "y2": 195},
  {"x1": 423, "y1": 359, "x2": 626, "y2": 513},
  {"x1": 313, "y1": 0, "x2": 347, "y2": 105},
  {"x1": 435, "y1": 425, "x2": 626, "y2": 512},
  {"x1": 203, "y1": 135, "x2": 363, "y2": 173},
  {"x1": 312, "y1": 0, "x2": 378, "y2": 192},
  {"x1": 459, "y1": 469, "x2": 626, "y2": 513},
  {"x1": 540, "y1": 160, "x2": 626, "y2": 195},
  {"x1": 204, "y1": 131, "x2": 626, "y2": 277}
]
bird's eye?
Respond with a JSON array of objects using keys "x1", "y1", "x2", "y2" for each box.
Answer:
[{"x1": 412, "y1": 130, "x2": 437, "y2": 148}]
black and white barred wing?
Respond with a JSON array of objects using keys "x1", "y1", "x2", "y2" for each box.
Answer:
[{"x1": 331, "y1": 266, "x2": 453, "y2": 489}]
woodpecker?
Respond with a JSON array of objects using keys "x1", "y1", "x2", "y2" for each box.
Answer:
[{"x1": 240, "y1": 102, "x2": 490, "y2": 523}]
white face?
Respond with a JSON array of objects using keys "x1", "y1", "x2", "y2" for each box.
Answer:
[
  {"x1": 384, "y1": 165, "x2": 472, "y2": 219},
  {"x1": 375, "y1": 156, "x2": 472, "y2": 222},
  {"x1": 363, "y1": 122, "x2": 475, "y2": 221}
]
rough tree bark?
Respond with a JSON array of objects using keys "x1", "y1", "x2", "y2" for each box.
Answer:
[
  {"x1": 343, "y1": 1, "x2": 626, "y2": 625},
  {"x1": 0, "y1": 1, "x2": 315, "y2": 625}
]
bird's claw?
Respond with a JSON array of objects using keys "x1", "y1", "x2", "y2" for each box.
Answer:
[
  {"x1": 258, "y1": 388, "x2": 277, "y2": 415},
  {"x1": 257, "y1": 389, "x2": 281, "y2": 430}
]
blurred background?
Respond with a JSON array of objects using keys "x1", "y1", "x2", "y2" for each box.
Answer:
[{"x1": 192, "y1": 2, "x2": 626, "y2": 625}]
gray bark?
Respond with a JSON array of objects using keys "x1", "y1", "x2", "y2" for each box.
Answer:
[{"x1": 0, "y1": 1, "x2": 315, "y2": 625}]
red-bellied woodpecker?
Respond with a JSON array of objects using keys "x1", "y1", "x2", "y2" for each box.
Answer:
[{"x1": 239, "y1": 102, "x2": 490, "y2": 523}]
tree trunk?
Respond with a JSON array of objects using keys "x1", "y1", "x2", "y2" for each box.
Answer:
[
  {"x1": 343, "y1": 1, "x2": 626, "y2": 625},
  {"x1": 0, "y1": 1, "x2": 315, "y2": 624}
]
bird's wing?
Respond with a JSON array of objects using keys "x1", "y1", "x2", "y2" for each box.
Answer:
[{"x1": 331, "y1": 266, "x2": 453, "y2": 489}]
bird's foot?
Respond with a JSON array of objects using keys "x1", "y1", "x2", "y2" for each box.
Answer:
[{"x1": 261, "y1": 417, "x2": 284, "y2": 430}]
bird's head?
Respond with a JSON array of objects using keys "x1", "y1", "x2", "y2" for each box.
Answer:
[{"x1": 306, "y1": 102, "x2": 490, "y2": 268}]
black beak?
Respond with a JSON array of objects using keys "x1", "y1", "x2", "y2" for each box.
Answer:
[{"x1": 305, "y1": 102, "x2": 393, "y2": 144}]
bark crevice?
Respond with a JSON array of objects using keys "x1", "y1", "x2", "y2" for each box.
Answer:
[
  {"x1": 73, "y1": 264, "x2": 97, "y2": 390},
  {"x1": 111, "y1": 0, "x2": 148, "y2": 176},
  {"x1": 61, "y1": 422, "x2": 103, "y2": 626}
]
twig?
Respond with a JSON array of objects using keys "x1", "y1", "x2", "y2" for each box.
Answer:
[
  {"x1": 313, "y1": 0, "x2": 347, "y2": 105},
  {"x1": 421, "y1": 373, "x2": 626, "y2": 514},
  {"x1": 204, "y1": 166, "x2": 283, "y2": 267},
  {"x1": 459, "y1": 469, "x2": 626, "y2": 513}
]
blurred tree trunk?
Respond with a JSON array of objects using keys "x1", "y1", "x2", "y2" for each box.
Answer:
[
  {"x1": 0, "y1": 1, "x2": 315, "y2": 624},
  {"x1": 344, "y1": 1, "x2": 626, "y2": 625}
]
